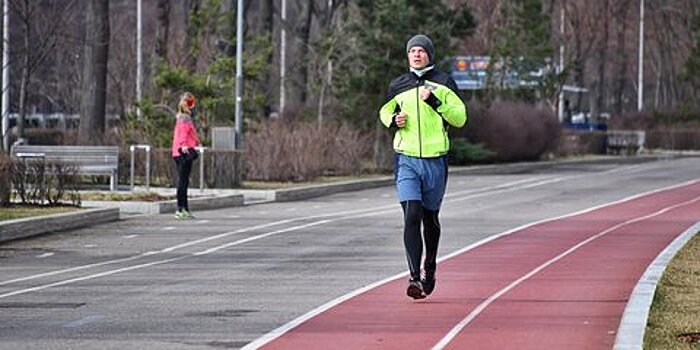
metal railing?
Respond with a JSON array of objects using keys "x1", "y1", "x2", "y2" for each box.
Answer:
[{"x1": 129, "y1": 144, "x2": 151, "y2": 191}]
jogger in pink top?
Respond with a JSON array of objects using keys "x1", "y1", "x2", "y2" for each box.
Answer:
[{"x1": 171, "y1": 92, "x2": 201, "y2": 220}]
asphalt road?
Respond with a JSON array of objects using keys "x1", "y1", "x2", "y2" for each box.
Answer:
[{"x1": 1, "y1": 156, "x2": 698, "y2": 350}]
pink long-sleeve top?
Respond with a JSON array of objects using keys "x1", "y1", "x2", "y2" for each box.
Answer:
[{"x1": 171, "y1": 114, "x2": 201, "y2": 157}]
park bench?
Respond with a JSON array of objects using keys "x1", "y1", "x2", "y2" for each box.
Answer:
[
  {"x1": 10, "y1": 145, "x2": 119, "y2": 191},
  {"x1": 606, "y1": 130, "x2": 645, "y2": 155}
]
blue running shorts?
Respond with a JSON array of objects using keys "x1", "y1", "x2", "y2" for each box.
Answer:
[{"x1": 395, "y1": 153, "x2": 448, "y2": 211}]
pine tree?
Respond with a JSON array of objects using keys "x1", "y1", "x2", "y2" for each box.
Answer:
[{"x1": 488, "y1": 0, "x2": 553, "y2": 99}]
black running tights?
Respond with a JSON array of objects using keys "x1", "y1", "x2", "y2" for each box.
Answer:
[
  {"x1": 401, "y1": 200, "x2": 441, "y2": 280},
  {"x1": 174, "y1": 156, "x2": 194, "y2": 211}
]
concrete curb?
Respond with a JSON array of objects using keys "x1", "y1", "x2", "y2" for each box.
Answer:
[
  {"x1": 83, "y1": 193, "x2": 245, "y2": 215},
  {"x1": 613, "y1": 222, "x2": 700, "y2": 350},
  {"x1": 0, "y1": 207, "x2": 120, "y2": 243},
  {"x1": 274, "y1": 177, "x2": 394, "y2": 202}
]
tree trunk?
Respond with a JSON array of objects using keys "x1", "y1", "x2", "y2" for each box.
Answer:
[
  {"x1": 613, "y1": 1, "x2": 630, "y2": 115},
  {"x1": 79, "y1": 0, "x2": 110, "y2": 145},
  {"x1": 17, "y1": 22, "x2": 29, "y2": 141},
  {"x1": 184, "y1": 0, "x2": 202, "y2": 72},
  {"x1": 155, "y1": 0, "x2": 171, "y2": 63},
  {"x1": 16, "y1": 0, "x2": 31, "y2": 141},
  {"x1": 593, "y1": 0, "x2": 609, "y2": 116},
  {"x1": 297, "y1": 1, "x2": 314, "y2": 104}
]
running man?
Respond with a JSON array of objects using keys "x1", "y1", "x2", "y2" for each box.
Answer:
[{"x1": 379, "y1": 34, "x2": 467, "y2": 299}]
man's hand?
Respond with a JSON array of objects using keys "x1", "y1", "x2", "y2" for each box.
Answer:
[
  {"x1": 419, "y1": 88, "x2": 432, "y2": 101},
  {"x1": 395, "y1": 112, "x2": 407, "y2": 128}
]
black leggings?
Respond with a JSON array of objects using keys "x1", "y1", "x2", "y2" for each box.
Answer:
[
  {"x1": 401, "y1": 200, "x2": 441, "y2": 280},
  {"x1": 174, "y1": 156, "x2": 194, "y2": 211}
]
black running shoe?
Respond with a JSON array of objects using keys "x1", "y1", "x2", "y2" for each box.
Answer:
[
  {"x1": 407, "y1": 280, "x2": 426, "y2": 299},
  {"x1": 422, "y1": 272, "x2": 436, "y2": 296}
]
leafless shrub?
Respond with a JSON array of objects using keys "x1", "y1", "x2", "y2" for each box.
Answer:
[
  {"x1": 646, "y1": 126, "x2": 700, "y2": 150},
  {"x1": 11, "y1": 160, "x2": 80, "y2": 206},
  {"x1": 556, "y1": 130, "x2": 607, "y2": 156},
  {"x1": 453, "y1": 101, "x2": 561, "y2": 162},
  {"x1": 244, "y1": 119, "x2": 369, "y2": 182},
  {"x1": 247, "y1": 120, "x2": 327, "y2": 182},
  {"x1": 44, "y1": 163, "x2": 81, "y2": 205},
  {"x1": 0, "y1": 155, "x2": 11, "y2": 206},
  {"x1": 205, "y1": 150, "x2": 243, "y2": 188},
  {"x1": 324, "y1": 123, "x2": 372, "y2": 175},
  {"x1": 608, "y1": 111, "x2": 657, "y2": 130},
  {"x1": 119, "y1": 148, "x2": 243, "y2": 189}
]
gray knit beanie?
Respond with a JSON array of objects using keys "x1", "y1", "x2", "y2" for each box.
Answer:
[{"x1": 406, "y1": 34, "x2": 434, "y2": 64}]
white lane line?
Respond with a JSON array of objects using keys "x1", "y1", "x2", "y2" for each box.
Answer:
[
  {"x1": 242, "y1": 179, "x2": 700, "y2": 350},
  {"x1": 36, "y1": 252, "x2": 54, "y2": 258},
  {"x1": 0, "y1": 221, "x2": 340, "y2": 299},
  {"x1": 0, "y1": 257, "x2": 183, "y2": 299},
  {"x1": 163, "y1": 226, "x2": 176, "y2": 231},
  {"x1": 83, "y1": 244, "x2": 96, "y2": 248},
  {"x1": 193, "y1": 221, "x2": 331, "y2": 255},
  {"x1": 197, "y1": 220, "x2": 210, "y2": 224},
  {"x1": 63, "y1": 314, "x2": 105, "y2": 328},
  {"x1": 240, "y1": 271, "x2": 409, "y2": 350},
  {"x1": 160, "y1": 219, "x2": 297, "y2": 253},
  {"x1": 123, "y1": 234, "x2": 139, "y2": 239},
  {"x1": 0, "y1": 254, "x2": 148, "y2": 287},
  {"x1": 430, "y1": 197, "x2": 700, "y2": 349}
]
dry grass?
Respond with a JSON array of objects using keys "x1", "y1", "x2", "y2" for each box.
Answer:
[
  {"x1": 80, "y1": 191, "x2": 174, "y2": 202},
  {"x1": 644, "y1": 233, "x2": 700, "y2": 349},
  {"x1": 0, "y1": 204, "x2": 81, "y2": 222}
]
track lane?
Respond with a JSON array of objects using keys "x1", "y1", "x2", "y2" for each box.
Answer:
[{"x1": 249, "y1": 180, "x2": 700, "y2": 350}]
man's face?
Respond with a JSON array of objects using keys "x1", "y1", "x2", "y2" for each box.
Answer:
[{"x1": 408, "y1": 46, "x2": 430, "y2": 69}]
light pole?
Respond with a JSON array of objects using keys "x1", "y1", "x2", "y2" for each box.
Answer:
[
  {"x1": 2, "y1": 0, "x2": 9, "y2": 152},
  {"x1": 279, "y1": 0, "x2": 286, "y2": 117},
  {"x1": 557, "y1": 0, "x2": 565, "y2": 122},
  {"x1": 235, "y1": 0, "x2": 243, "y2": 149},
  {"x1": 637, "y1": 0, "x2": 644, "y2": 111},
  {"x1": 136, "y1": 0, "x2": 142, "y2": 120}
]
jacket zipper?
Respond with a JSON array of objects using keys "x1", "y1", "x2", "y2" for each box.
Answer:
[{"x1": 416, "y1": 79, "x2": 422, "y2": 158}]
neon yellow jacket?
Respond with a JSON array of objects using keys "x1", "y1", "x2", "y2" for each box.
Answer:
[{"x1": 379, "y1": 69, "x2": 467, "y2": 158}]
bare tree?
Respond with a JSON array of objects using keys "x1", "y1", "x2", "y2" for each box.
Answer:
[
  {"x1": 155, "y1": 0, "x2": 172, "y2": 63},
  {"x1": 591, "y1": 0, "x2": 610, "y2": 116},
  {"x1": 647, "y1": 1, "x2": 696, "y2": 109},
  {"x1": 9, "y1": 0, "x2": 76, "y2": 141},
  {"x1": 79, "y1": 0, "x2": 110, "y2": 145},
  {"x1": 565, "y1": 0, "x2": 599, "y2": 112},
  {"x1": 183, "y1": 0, "x2": 202, "y2": 72}
]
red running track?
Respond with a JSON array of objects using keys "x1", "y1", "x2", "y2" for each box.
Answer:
[{"x1": 248, "y1": 181, "x2": 700, "y2": 350}]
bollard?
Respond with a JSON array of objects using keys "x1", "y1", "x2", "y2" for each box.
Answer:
[
  {"x1": 129, "y1": 144, "x2": 152, "y2": 191},
  {"x1": 195, "y1": 146, "x2": 207, "y2": 192}
]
